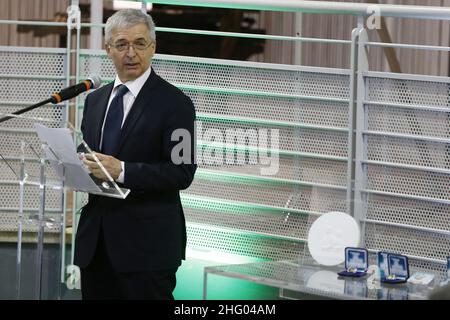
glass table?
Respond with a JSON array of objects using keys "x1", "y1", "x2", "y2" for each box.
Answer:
[{"x1": 203, "y1": 259, "x2": 438, "y2": 300}]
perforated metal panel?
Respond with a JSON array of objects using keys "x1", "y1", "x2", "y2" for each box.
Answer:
[
  {"x1": 80, "y1": 54, "x2": 350, "y2": 99},
  {"x1": 78, "y1": 48, "x2": 450, "y2": 277},
  {"x1": 366, "y1": 165, "x2": 449, "y2": 200},
  {"x1": 186, "y1": 224, "x2": 304, "y2": 261},
  {"x1": 0, "y1": 51, "x2": 65, "y2": 77},
  {"x1": 0, "y1": 130, "x2": 62, "y2": 160},
  {"x1": 360, "y1": 73, "x2": 450, "y2": 275},
  {"x1": 367, "y1": 104, "x2": 450, "y2": 138},
  {"x1": 187, "y1": 90, "x2": 349, "y2": 128},
  {"x1": 78, "y1": 53, "x2": 351, "y2": 261},
  {"x1": 183, "y1": 205, "x2": 311, "y2": 240},
  {"x1": 0, "y1": 48, "x2": 67, "y2": 235},
  {"x1": 185, "y1": 177, "x2": 347, "y2": 213},
  {"x1": 366, "y1": 76, "x2": 450, "y2": 108},
  {"x1": 199, "y1": 154, "x2": 347, "y2": 186},
  {"x1": 0, "y1": 79, "x2": 65, "y2": 104},
  {"x1": 367, "y1": 135, "x2": 450, "y2": 169},
  {"x1": 0, "y1": 184, "x2": 61, "y2": 211},
  {"x1": 0, "y1": 106, "x2": 63, "y2": 129},
  {"x1": 153, "y1": 58, "x2": 350, "y2": 100},
  {"x1": 364, "y1": 223, "x2": 450, "y2": 262},
  {"x1": 367, "y1": 194, "x2": 450, "y2": 231},
  {"x1": 199, "y1": 120, "x2": 348, "y2": 157}
]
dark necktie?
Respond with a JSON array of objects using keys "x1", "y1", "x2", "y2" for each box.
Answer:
[{"x1": 102, "y1": 84, "x2": 129, "y2": 155}]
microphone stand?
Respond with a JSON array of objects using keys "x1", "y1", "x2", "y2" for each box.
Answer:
[{"x1": 0, "y1": 98, "x2": 54, "y2": 124}]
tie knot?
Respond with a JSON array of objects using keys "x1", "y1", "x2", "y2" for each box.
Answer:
[{"x1": 115, "y1": 84, "x2": 129, "y2": 98}]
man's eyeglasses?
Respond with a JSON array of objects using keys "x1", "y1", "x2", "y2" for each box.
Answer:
[{"x1": 109, "y1": 41, "x2": 152, "y2": 52}]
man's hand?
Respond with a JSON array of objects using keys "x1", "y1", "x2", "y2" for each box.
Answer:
[{"x1": 82, "y1": 152, "x2": 122, "y2": 181}]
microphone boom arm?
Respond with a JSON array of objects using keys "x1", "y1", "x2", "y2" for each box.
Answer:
[
  {"x1": 0, "y1": 98, "x2": 54, "y2": 124},
  {"x1": 0, "y1": 76, "x2": 100, "y2": 124}
]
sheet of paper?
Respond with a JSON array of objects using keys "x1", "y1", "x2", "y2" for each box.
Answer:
[
  {"x1": 35, "y1": 124, "x2": 80, "y2": 164},
  {"x1": 34, "y1": 123, "x2": 101, "y2": 193}
]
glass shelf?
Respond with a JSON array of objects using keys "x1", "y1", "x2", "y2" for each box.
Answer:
[{"x1": 203, "y1": 259, "x2": 437, "y2": 300}]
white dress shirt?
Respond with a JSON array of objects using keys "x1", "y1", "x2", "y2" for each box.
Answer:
[{"x1": 100, "y1": 66, "x2": 152, "y2": 183}]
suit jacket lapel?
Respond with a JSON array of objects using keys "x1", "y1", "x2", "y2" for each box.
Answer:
[
  {"x1": 116, "y1": 69, "x2": 160, "y2": 154},
  {"x1": 93, "y1": 82, "x2": 113, "y2": 151}
]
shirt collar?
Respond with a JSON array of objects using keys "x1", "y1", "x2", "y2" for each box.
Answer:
[{"x1": 112, "y1": 66, "x2": 152, "y2": 98}]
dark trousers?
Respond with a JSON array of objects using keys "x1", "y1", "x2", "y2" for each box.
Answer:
[{"x1": 80, "y1": 230, "x2": 177, "y2": 300}]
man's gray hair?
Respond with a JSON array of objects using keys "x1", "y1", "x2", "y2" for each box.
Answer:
[{"x1": 105, "y1": 9, "x2": 156, "y2": 44}]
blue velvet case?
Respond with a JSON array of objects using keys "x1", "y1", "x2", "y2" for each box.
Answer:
[
  {"x1": 442, "y1": 256, "x2": 450, "y2": 286},
  {"x1": 378, "y1": 251, "x2": 389, "y2": 279},
  {"x1": 381, "y1": 253, "x2": 409, "y2": 284},
  {"x1": 338, "y1": 247, "x2": 369, "y2": 277}
]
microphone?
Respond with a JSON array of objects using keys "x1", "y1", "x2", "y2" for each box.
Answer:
[
  {"x1": 50, "y1": 76, "x2": 101, "y2": 104},
  {"x1": 0, "y1": 76, "x2": 101, "y2": 124}
]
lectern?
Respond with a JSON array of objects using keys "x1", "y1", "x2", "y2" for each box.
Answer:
[{"x1": 0, "y1": 113, "x2": 129, "y2": 299}]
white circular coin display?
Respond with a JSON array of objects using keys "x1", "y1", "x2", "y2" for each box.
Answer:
[{"x1": 307, "y1": 211, "x2": 360, "y2": 266}]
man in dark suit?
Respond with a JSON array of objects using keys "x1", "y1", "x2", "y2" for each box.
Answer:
[{"x1": 75, "y1": 9, "x2": 196, "y2": 300}]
